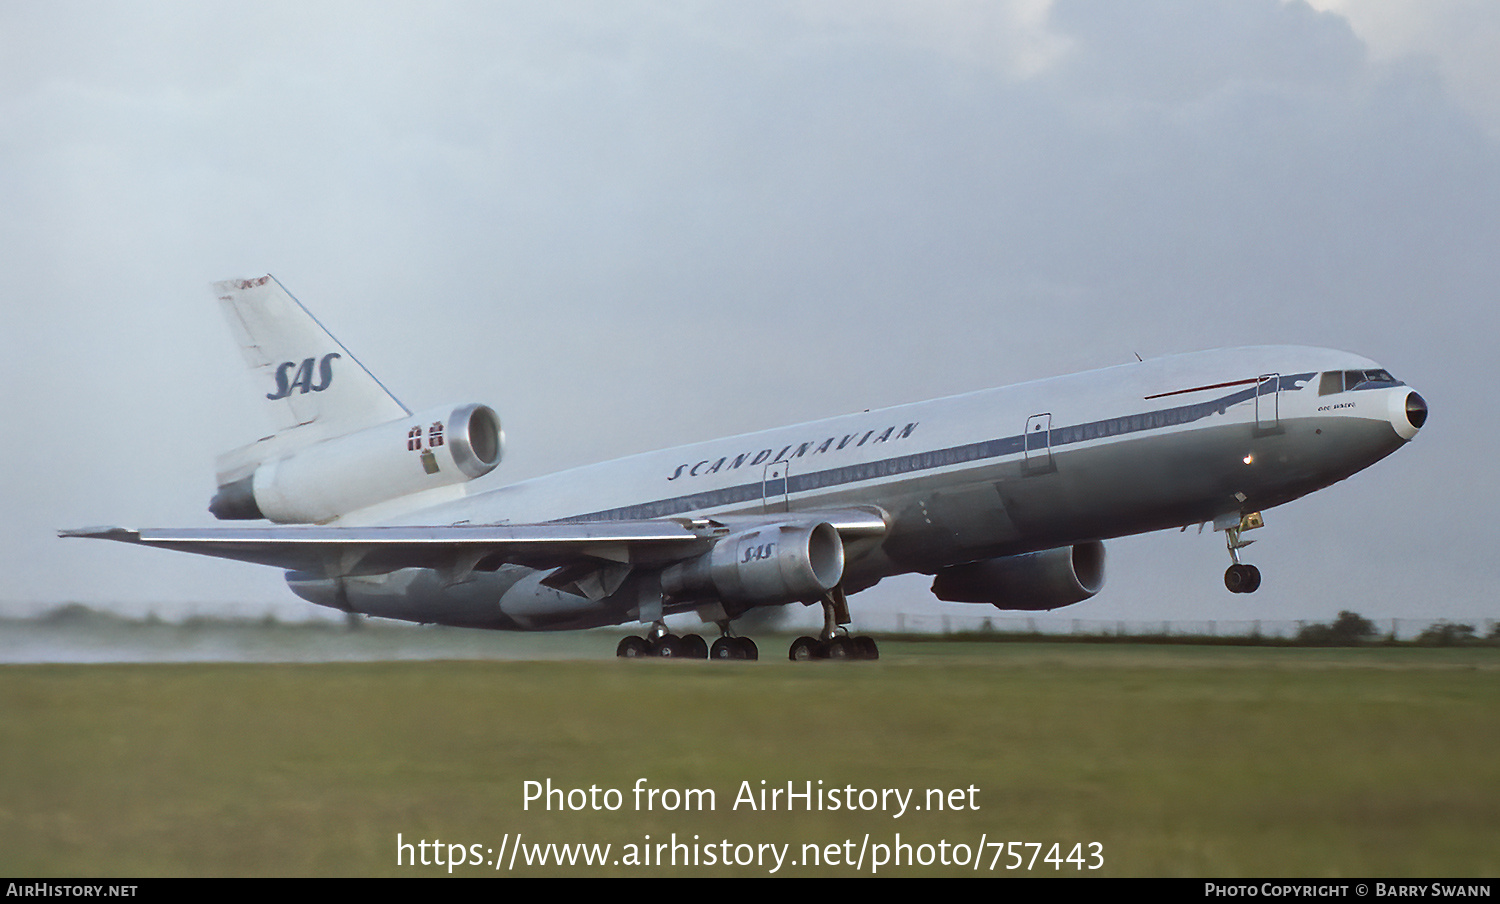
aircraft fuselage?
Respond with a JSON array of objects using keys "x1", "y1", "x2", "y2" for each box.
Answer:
[{"x1": 293, "y1": 345, "x2": 1424, "y2": 631}]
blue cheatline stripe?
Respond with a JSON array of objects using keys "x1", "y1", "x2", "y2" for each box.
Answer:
[{"x1": 558, "y1": 373, "x2": 1315, "y2": 523}]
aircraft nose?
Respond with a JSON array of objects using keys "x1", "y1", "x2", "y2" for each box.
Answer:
[
  {"x1": 1405, "y1": 391, "x2": 1428, "y2": 430},
  {"x1": 1392, "y1": 389, "x2": 1427, "y2": 440}
]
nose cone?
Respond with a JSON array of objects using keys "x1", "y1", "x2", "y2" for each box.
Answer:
[{"x1": 1393, "y1": 390, "x2": 1427, "y2": 440}]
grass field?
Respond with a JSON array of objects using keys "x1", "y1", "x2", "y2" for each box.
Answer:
[{"x1": 2, "y1": 641, "x2": 1496, "y2": 876}]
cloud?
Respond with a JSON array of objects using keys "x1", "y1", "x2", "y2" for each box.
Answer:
[
  {"x1": 1306, "y1": 0, "x2": 1500, "y2": 137},
  {"x1": 788, "y1": 0, "x2": 1074, "y2": 79}
]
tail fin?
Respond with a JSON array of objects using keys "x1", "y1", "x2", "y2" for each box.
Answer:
[
  {"x1": 208, "y1": 275, "x2": 502, "y2": 523},
  {"x1": 211, "y1": 275, "x2": 409, "y2": 486}
]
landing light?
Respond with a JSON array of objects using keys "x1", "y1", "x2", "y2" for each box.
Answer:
[{"x1": 1242, "y1": 454, "x2": 1254, "y2": 465}]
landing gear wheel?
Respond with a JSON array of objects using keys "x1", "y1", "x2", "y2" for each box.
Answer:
[
  {"x1": 680, "y1": 634, "x2": 708, "y2": 659},
  {"x1": 789, "y1": 636, "x2": 824, "y2": 662},
  {"x1": 709, "y1": 636, "x2": 759, "y2": 660},
  {"x1": 854, "y1": 636, "x2": 879, "y2": 660},
  {"x1": 1224, "y1": 563, "x2": 1262, "y2": 594},
  {"x1": 826, "y1": 636, "x2": 855, "y2": 660},
  {"x1": 617, "y1": 635, "x2": 650, "y2": 658},
  {"x1": 649, "y1": 633, "x2": 684, "y2": 658}
]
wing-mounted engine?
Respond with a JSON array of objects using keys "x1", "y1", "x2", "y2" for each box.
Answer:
[
  {"x1": 931, "y1": 541, "x2": 1105, "y2": 610},
  {"x1": 209, "y1": 403, "x2": 502, "y2": 523},
  {"x1": 661, "y1": 521, "x2": 845, "y2": 607}
]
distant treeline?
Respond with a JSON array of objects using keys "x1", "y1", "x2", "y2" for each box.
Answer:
[
  {"x1": 6, "y1": 603, "x2": 364, "y2": 631},
  {"x1": 11, "y1": 604, "x2": 1498, "y2": 648},
  {"x1": 892, "y1": 609, "x2": 1500, "y2": 648}
]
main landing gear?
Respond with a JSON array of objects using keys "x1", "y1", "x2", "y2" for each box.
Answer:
[
  {"x1": 616, "y1": 621, "x2": 755, "y2": 660},
  {"x1": 614, "y1": 588, "x2": 879, "y2": 662},
  {"x1": 789, "y1": 633, "x2": 879, "y2": 661},
  {"x1": 788, "y1": 586, "x2": 879, "y2": 661},
  {"x1": 1223, "y1": 513, "x2": 1263, "y2": 594},
  {"x1": 616, "y1": 623, "x2": 709, "y2": 659}
]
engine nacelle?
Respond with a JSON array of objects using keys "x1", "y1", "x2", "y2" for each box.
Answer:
[
  {"x1": 931, "y1": 541, "x2": 1105, "y2": 610},
  {"x1": 210, "y1": 403, "x2": 502, "y2": 523},
  {"x1": 661, "y1": 521, "x2": 844, "y2": 606}
]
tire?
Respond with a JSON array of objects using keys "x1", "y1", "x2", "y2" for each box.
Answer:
[
  {"x1": 789, "y1": 636, "x2": 822, "y2": 662},
  {"x1": 650, "y1": 634, "x2": 683, "y2": 658},
  {"x1": 617, "y1": 635, "x2": 650, "y2": 658},
  {"x1": 826, "y1": 636, "x2": 854, "y2": 660}
]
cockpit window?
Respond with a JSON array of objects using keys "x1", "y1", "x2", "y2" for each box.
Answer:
[{"x1": 1318, "y1": 369, "x2": 1403, "y2": 395}]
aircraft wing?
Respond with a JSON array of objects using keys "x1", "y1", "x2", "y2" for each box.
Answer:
[{"x1": 60, "y1": 508, "x2": 889, "y2": 581}]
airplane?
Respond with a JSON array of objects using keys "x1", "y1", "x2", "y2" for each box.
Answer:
[{"x1": 63, "y1": 275, "x2": 1429, "y2": 661}]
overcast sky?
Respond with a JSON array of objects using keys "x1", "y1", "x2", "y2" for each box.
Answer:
[{"x1": 3, "y1": 1, "x2": 1496, "y2": 629}]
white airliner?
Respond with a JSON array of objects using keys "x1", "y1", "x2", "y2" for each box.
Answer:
[{"x1": 64, "y1": 275, "x2": 1428, "y2": 661}]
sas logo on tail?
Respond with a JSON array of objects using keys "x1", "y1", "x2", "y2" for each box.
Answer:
[{"x1": 266, "y1": 353, "x2": 340, "y2": 400}]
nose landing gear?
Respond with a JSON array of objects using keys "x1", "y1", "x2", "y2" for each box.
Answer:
[{"x1": 1223, "y1": 513, "x2": 1263, "y2": 594}]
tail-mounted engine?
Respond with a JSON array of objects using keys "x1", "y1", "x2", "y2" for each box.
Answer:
[
  {"x1": 661, "y1": 521, "x2": 845, "y2": 607},
  {"x1": 209, "y1": 403, "x2": 502, "y2": 523},
  {"x1": 931, "y1": 541, "x2": 1105, "y2": 610}
]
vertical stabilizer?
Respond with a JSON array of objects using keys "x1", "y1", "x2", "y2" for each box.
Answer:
[{"x1": 212, "y1": 275, "x2": 410, "y2": 486}]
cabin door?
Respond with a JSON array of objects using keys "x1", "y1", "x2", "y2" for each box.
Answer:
[
  {"x1": 1024, "y1": 413, "x2": 1054, "y2": 474},
  {"x1": 1256, "y1": 373, "x2": 1283, "y2": 434},
  {"x1": 763, "y1": 462, "x2": 790, "y2": 513}
]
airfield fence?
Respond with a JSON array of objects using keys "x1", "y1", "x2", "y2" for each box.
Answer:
[{"x1": 882, "y1": 611, "x2": 1496, "y2": 642}]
